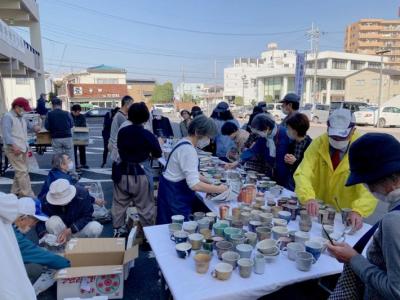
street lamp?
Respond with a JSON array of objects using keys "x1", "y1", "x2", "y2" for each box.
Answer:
[
  {"x1": 376, "y1": 48, "x2": 390, "y2": 127},
  {"x1": 241, "y1": 75, "x2": 247, "y2": 105}
]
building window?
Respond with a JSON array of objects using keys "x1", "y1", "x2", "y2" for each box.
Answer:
[
  {"x1": 317, "y1": 78, "x2": 327, "y2": 91},
  {"x1": 96, "y1": 78, "x2": 118, "y2": 84},
  {"x1": 317, "y1": 59, "x2": 327, "y2": 69},
  {"x1": 351, "y1": 61, "x2": 365, "y2": 70},
  {"x1": 264, "y1": 77, "x2": 283, "y2": 100},
  {"x1": 368, "y1": 62, "x2": 381, "y2": 69},
  {"x1": 331, "y1": 79, "x2": 345, "y2": 90},
  {"x1": 332, "y1": 59, "x2": 347, "y2": 69},
  {"x1": 15, "y1": 78, "x2": 29, "y2": 85},
  {"x1": 355, "y1": 80, "x2": 365, "y2": 86}
]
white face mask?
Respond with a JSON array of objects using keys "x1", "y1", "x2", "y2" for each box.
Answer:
[
  {"x1": 197, "y1": 137, "x2": 210, "y2": 149},
  {"x1": 67, "y1": 161, "x2": 74, "y2": 170},
  {"x1": 329, "y1": 138, "x2": 349, "y2": 150}
]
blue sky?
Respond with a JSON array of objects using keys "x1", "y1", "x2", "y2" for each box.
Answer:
[{"x1": 32, "y1": 0, "x2": 400, "y2": 87}]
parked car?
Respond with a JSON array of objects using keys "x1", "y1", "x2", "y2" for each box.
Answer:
[
  {"x1": 300, "y1": 103, "x2": 330, "y2": 123},
  {"x1": 354, "y1": 107, "x2": 378, "y2": 126},
  {"x1": 330, "y1": 101, "x2": 369, "y2": 114},
  {"x1": 266, "y1": 103, "x2": 285, "y2": 121},
  {"x1": 84, "y1": 108, "x2": 111, "y2": 118},
  {"x1": 153, "y1": 103, "x2": 175, "y2": 114},
  {"x1": 378, "y1": 106, "x2": 400, "y2": 127}
]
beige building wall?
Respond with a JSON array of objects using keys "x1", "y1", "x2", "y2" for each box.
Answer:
[{"x1": 345, "y1": 70, "x2": 400, "y2": 104}]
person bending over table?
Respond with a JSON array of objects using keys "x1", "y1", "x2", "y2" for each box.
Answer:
[
  {"x1": 327, "y1": 133, "x2": 400, "y2": 300},
  {"x1": 294, "y1": 109, "x2": 377, "y2": 231},
  {"x1": 225, "y1": 113, "x2": 290, "y2": 189},
  {"x1": 156, "y1": 115, "x2": 228, "y2": 225}
]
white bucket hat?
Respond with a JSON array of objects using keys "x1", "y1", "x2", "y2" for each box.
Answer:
[
  {"x1": 46, "y1": 179, "x2": 76, "y2": 206},
  {"x1": 328, "y1": 108, "x2": 356, "y2": 138}
]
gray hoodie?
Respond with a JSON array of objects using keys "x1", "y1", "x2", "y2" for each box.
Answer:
[{"x1": 350, "y1": 189, "x2": 400, "y2": 300}]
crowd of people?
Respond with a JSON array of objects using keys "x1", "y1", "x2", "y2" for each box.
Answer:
[{"x1": 0, "y1": 92, "x2": 399, "y2": 300}]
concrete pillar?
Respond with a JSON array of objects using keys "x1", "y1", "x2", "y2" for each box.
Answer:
[
  {"x1": 282, "y1": 76, "x2": 288, "y2": 98},
  {"x1": 257, "y1": 78, "x2": 264, "y2": 102},
  {"x1": 327, "y1": 59, "x2": 332, "y2": 69},
  {"x1": 30, "y1": 22, "x2": 45, "y2": 97},
  {"x1": 305, "y1": 78, "x2": 312, "y2": 103},
  {"x1": 346, "y1": 60, "x2": 351, "y2": 71},
  {"x1": 326, "y1": 78, "x2": 332, "y2": 104}
]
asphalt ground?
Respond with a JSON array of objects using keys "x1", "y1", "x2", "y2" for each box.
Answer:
[{"x1": 0, "y1": 116, "x2": 395, "y2": 300}]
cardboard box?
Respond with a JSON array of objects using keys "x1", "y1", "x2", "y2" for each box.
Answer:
[
  {"x1": 36, "y1": 130, "x2": 52, "y2": 145},
  {"x1": 55, "y1": 238, "x2": 138, "y2": 300},
  {"x1": 73, "y1": 127, "x2": 89, "y2": 146}
]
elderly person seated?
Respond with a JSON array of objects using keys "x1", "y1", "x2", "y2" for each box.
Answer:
[
  {"x1": 38, "y1": 153, "x2": 104, "y2": 207},
  {"x1": 13, "y1": 199, "x2": 70, "y2": 284},
  {"x1": 0, "y1": 193, "x2": 44, "y2": 299},
  {"x1": 36, "y1": 179, "x2": 103, "y2": 244},
  {"x1": 327, "y1": 133, "x2": 400, "y2": 300}
]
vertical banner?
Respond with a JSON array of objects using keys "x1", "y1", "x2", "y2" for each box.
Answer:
[{"x1": 294, "y1": 51, "x2": 306, "y2": 104}]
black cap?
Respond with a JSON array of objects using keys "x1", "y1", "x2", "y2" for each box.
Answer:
[
  {"x1": 346, "y1": 133, "x2": 400, "y2": 186},
  {"x1": 279, "y1": 93, "x2": 300, "y2": 104}
]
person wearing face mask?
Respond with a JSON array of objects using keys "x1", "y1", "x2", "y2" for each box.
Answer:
[
  {"x1": 221, "y1": 121, "x2": 249, "y2": 161},
  {"x1": 112, "y1": 102, "x2": 162, "y2": 237},
  {"x1": 327, "y1": 133, "x2": 400, "y2": 300},
  {"x1": 294, "y1": 109, "x2": 377, "y2": 231},
  {"x1": 0, "y1": 194, "x2": 45, "y2": 299},
  {"x1": 13, "y1": 199, "x2": 70, "y2": 285},
  {"x1": 284, "y1": 113, "x2": 312, "y2": 190},
  {"x1": 152, "y1": 109, "x2": 174, "y2": 138},
  {"x1": 1, "y1": 97, "x2": 40, "y2": 197},
  {"x1": 157, "y1": 115, "x2": 228, "y2": 224},
  {"x1": 225, "y1": 113, "x2": 290, "y2": 187},
  {"x1": 279, "y1": 93, "x2": 300, "y2": 127}
]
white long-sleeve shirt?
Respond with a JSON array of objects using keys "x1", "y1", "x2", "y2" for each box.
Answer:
[
  {"x1": 0, "y1": 193, "x2": 36, "y2": 300},
  {"x1": 163, "y1": 138, "x2": 200, "y2": 188}
]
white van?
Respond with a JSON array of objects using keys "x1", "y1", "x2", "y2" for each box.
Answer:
[{"x1": 266, "y1": 103, "x2": 285, "y2": 121}]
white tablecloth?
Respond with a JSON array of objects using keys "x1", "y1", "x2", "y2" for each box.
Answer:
[{"x1": 145, "y1": 216, "x2": 371, "y2": 300}]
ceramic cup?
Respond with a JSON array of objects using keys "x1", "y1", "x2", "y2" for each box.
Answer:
[
  {"x1": 224, "y1": 227, "x2": 243, "y2": 241},
  {"x1": 168, "y1": 223, "x2": 183, "y2": 237},
  {"x1": 222, "y1": 251, "x2": 240, "y2": 269},
  {"x1": 238, "y1": 258, "x2": 254, "y2": 278},
  {"x1": 260, "y1": 206, "x2": 272, "y2": 213},
  {"x1": 309, "y1": 237, "x2": 329, "y2": 252},
  {"x1": 211, "y1": 236, "x2": 224, "y2": 246},
  {"x1": 216, "y1": 240, "x2": 234, "y2": 260},
  {"x1": 194, "y1": 252, "x2": 212, "y2": 274},
  {"x1": 190, "y1": 212, "x2": 206, "y2": 221},
  {"x1": 341, "y1": 208, "x2": 352, "y2": 226},
  {"x1": 253, "y1": 253, "x2": 266, "y2": 274},
  {"x1": 256, "y1": 226, "x2": 272, "y2": 241},
  {"x1": 256, "y1": 239, "x2": 278, "y2": 255},
  {"x1": 248, "y1": 220, "x2": 262, "y2": 233},
  {"x1": 171, "y1": 214, "x2": 184, "y2": 224},
  {"x1": 188, "y1": 233, "x2": 204, "y2": 250},
  {"x1": 299, "y1": 219, "x2": 312, "y2": 232},
  {"x1": 197, "y1": 218, "x2": 210, "y2": 231},
  {"x1": 296, "y1": 251, "x2": 316, "y2": 272},
  {"x1": 232, "y1": 207, "x2": 241, "y2": 219},
  {"x1": 183, "y1": 221, "x2": 198, "y2": 234},
  {"x1": 199, "y1": 228, "x2": 212, "y2": 240},
  {"x1": 213, "y1": 222, "x2": 228, "y2": 237},
  {"x1": 294, "y1": 231, "x2": 310, "y2": 245},
  {"x1": 318, "y1": 210, "x2": 329, "y2": 225},
  {"x1": 282, "y1": 242, "x2": 305, "y2": 261},
  {"x1": 288, "y1": 230, "x2": 297, "y2": 242},
  {"x1": 272, "y1": 226, "x2": 289, "y2": 240},
  {"x1": 271, "y1": 206, "x2": 283, "y2": 218},
  {"x1": 236, "y1": 243, "x2": 253, "y2": 259},
  {"x1": 230, "y1": 234, "x2": 246, "y2": 248},
  {"x1": 272, "y1": 218, "x2": 288, "y2": 227},
  {"x1": 259, "y1": 212, "x2": 273, "y2": 224},
  {"x1": 203, "y1": 238, "x2": 214, "y2": 251},
  {"x1": 278, "y1": 211, "x2": 292, "y2": 224},
  {"x1": 240, "y1": 212, "x2": 251, "y2": 226},
  {"x1": 277, "y1": 237, "x2": 292, "y2": 250},
  {"x1": 231, "y1": 219, "x2": 244, "y2": 229},
  {"x1": 305, "y1": 241, "x2": 324, "y2": 261},
  {"x1": 244, "y1": 231, "x2": 258, "y2": 247},
  {"x1": 175, "y1": 242, "x2": 192, "y2": 259},
  {"x1": 212, "y1": 262, "x2": 233, "y2": 280},
  {"x1": 170, "y1": 230, "x2": 189, "y2": 244},
  {"x1": 206, "y1": 212, "x2": 218, "y2": 224}
]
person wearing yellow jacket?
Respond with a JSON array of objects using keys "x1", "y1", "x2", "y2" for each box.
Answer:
[{"x1": 294, "y1": 109, "x2": 377, "y2": 231}]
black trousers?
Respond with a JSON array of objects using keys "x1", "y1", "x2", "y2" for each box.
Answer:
[
  {"x1": 74, "y1": 145, "x2": 87, "y2": 167},
  {"x1": 102, "y1": 137, "x2": 109, "y2": 165}
]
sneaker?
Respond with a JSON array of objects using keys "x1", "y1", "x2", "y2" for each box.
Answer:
[{"x1": 113, "y1": 227, "x2": 128, "y2": 238}]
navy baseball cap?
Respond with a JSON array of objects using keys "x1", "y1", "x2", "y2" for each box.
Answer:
[
  {"x1": 346, "y1": 133, "x2": 400, "y2": 186},
  {"x1": 279, "y1": 93, "x2": 300, "y2": 104}
]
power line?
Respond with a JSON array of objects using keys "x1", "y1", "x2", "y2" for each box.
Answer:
[{"x1": 43, "y1": 0, "x2": 308, "y2": 37}]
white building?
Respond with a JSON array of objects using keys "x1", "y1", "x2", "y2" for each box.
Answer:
[
  {"x1": 176, "y1": 83, "x2": 205, "y2": 100},
  {"x1": 0, "y1": 0, "x2": 45, "y2": 111},
  {"x1": 224, "y1": 43, "x2": 388, "y2": 105}
]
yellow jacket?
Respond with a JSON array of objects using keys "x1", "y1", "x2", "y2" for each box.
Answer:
[{"x1": 294, "y1": 132, "x2": 377, "y2": 217}]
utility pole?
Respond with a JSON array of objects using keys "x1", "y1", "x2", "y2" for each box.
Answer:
[
  {"x1": 307, "y1": 23, "x2": 320, "y2": 105},
  {"x1": 376, "y1": 49, "x2": 390, "y2": 127}
]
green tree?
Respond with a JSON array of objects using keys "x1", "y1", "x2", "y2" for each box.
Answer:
[
  {"x1": 264, "y1": 95, "x2": 273, "y2": 103},
  {"x1": 234, "y1": 96, "x2": 244, "y2": 106},
  {"x1": 152, "y1": 82, "x2": 174, "y2": 103},
  {"x1": 182, "y1": 93, "x2": 194, "y2": 102}
]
